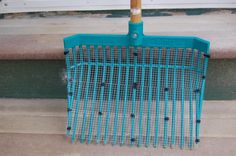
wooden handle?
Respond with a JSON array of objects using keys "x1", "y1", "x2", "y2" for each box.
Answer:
[{"x1": 130, "y1": 0, "x2": 142, "y2": 23}]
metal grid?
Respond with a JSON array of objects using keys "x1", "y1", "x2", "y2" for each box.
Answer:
[{"x1": 64, "y1": 45, "x2": 208, "y2": 149}]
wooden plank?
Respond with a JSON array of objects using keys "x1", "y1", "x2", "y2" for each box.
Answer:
[
  {"x1": 0, "y1": 99, "x2": 235, "y2": 137},
  {"x1": 0, "y1": 134, "x2": 236, "y2": 156},
  {"x1": 0, "y1": 99, "x2": 66, "y2": 116},
  {"x1": 1, "y1": 0, "x2": 236, "y2": 13},
  {"x1": 0, "y1": 14, "x2": 236, "y2": 59},
  {"x1": 1, "y1": 113, "x2": 235, "y2": 137}
]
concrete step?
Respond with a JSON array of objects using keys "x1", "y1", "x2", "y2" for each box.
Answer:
[
  {"x1": 0, "y1": 99, "x2": 235, "y2": 138},
  {"x1": 0, "y1": 133, "x2": 236, "y2": 156},
  {"x1": 0, "y1": 11, "x2": 236, "y2": 59}
]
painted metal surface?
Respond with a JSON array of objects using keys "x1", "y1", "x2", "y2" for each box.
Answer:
[{"x1": 63, "y1": 19, "x2": 210, "y2": 149}]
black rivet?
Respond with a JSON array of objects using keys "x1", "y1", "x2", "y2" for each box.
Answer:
[
  {"x1": 196, "y1": 119, "x2": 201, "y2": 123},
  {"x1": 98, "y1": 112, "x2": 103, "y2": 115},
  {"x1": 202, "y1": 76, "x2": 206, "y2": 79},
  {"x1": 195, "y1": 139, "x2": 200, "y2": 143},
  {"x1": 131, "y1": 138, "x2": 136, "y2": 142},
  {"x1": 194, "y1": 89, "x2": 200, "y2": 93},
  {"x1": 67, "y1": 108, "x2": 72, "y2": 112},
  {"x1": 133, "y1": 52, "x2": 138, "y2": 56},
  {"x1": 64, "y1": 50, "x2": 69, "y2": 55},
  {"x1": 203, "y1": 54, "x2": 210, "y2": 58},
  {"x1": 101, "y1": 82, "x2": 105, "y2": 87},
  {"x1": 69, "y1": 78, "x2": 73, "y2": 83},
  {"x1": 164, "y1": 88, "x2": 169, "y2": 92},
  {"x1": 164, "y1": 117, "x2": 169, "y2": 121},
  {"x1": 133, "y1": 82, "x2": 138, "y2": 89},
  {"x1": 67, "y1": 127, "x2": 71, "y2": 131},
  {"x1": 130, "y1": 113, "x2": 135, "y2": 118}
]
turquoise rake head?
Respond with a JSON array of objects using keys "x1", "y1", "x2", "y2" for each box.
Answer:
[{"x1": 63, "y1": 0, "x2": 210, "y2": 149}]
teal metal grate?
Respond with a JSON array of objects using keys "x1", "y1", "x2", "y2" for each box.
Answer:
[{"x1": 64, "y1": 21, "x2": 210, "y2": 149}]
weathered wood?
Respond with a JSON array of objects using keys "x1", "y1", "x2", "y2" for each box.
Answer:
[
  {"x1": 0, "y1": 133, "x2": 235, "y2": 156},
  {"x1": 0, "y1": 13, "x2": 236, "y2": 59},
  {"x1": 130, "y1": 0, "x2": 142, "y2": 23},
  {"x1": 1, "y1": 0, "x2": 236, "y2": 13},
  {"x1": 0, "y1": 99, "x2": 235, "y2": 137}
]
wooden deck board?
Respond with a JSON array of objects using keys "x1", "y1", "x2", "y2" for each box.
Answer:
[
  {"x1": 0, "y1": 13, "x2": 236, "y2": 59},
  {"x1": 0, "y1": 99, "x2": 235, "y2": 137}
]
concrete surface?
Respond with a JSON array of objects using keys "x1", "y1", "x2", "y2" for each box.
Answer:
[
  {"x1": 0, "y1": 99, "x2": 236, "y2": 137},
  {"x1": 0, "y1": 99, "x2": 236, "y2": 155},
  {"x1": 0, "y1": 11, "x2": 236, "y2": 59},
  {"x1": 0, "y1": 133, "x2": 236, "y2": 156}
]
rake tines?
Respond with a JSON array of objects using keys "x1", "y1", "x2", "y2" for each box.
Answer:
[
  {"x1": 63, "y1": 0, "x2": 209, "y2": 150},
  {"x1": 64, "y1": 44, "x2": 209, "y2": 149}
]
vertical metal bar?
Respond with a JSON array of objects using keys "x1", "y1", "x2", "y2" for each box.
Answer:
[
  {"x1": 112, "y1": 47, "x2": 122, "y2": 145},
  {"x1": 199, "y1": 53, "x2": 209, "y2": 119},
  {"x1": 180, "y1": 49, "x2": 186, "y2": 149},
  {"x1": 188, "y1": 49, "x2": 195, "y2": 148},
  {"x1": 171, "y1": 48, "x2": 178, "y2": 146},
  {"x1": 197, "y1": 52, "x2": 209, "y2": 145},
  {"x1": 88, "y1": 46, "x2": 99, "y2": 144},
  {"x1": 67, "y1": 47, "x2": 77, "y2": 136},
  {"x1": 96, "y1": 46, "x2": 107, "y2": 143},
  {"x1": 138, "y1": 47, "x2": 146, "y2": 147},
  {"x1": 65, "y1": 49, "x2": 72, "y2": 136},
  {"x1": 80, "y1": 46, "x2": 92, "y2": 143},
  {"x1": 120, "y1": 47, "x2": 130, "y2": 145},
  {"x1": 195, "y1": 51, "x2": 201, "y2": 144},
  {"x1": 163, "y1": 48, "x2": 170, "y2": 148},
  {"x1": 71, "y1": 46, "x2": 84, "y2": 142},
  {"x1": 145, "y1": 48, "x2": 154, "y2": 147},
  {"x1": 154, "y1": 48, "x2": 162, "y2": 147},
  {"x1": 104, "y1": 47, "x2": 115, "y2": 144},
  {"x1": 130, "y1": 48, "x2": 138, "y2": 146}
]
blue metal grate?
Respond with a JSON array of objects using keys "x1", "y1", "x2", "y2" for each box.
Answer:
[{"x1": 64, "y1": 22, "x2": 210, "y2": 149}]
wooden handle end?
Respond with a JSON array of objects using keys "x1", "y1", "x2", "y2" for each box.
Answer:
[{"x1": 130, "y1": 0, "x2": 142, "y2": 23}]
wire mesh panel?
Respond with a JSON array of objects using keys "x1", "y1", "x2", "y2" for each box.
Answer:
[{"x1": 64, "y1": 40, "x2": 210, "y2": 149}]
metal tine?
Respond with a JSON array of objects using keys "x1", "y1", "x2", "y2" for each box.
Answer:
[
  {"x1": 112, "y1": 47, "x2": 122, "y2": 145},
  {"x1": 163, "y1": 48, "x2": 171, "y2": 148},
  {"x1": 120, "y1": 47, "x2": 130, "y2": 145},
  {"x1": 199, "y1": 52, "x2": 209, "y2": 119},
  {"x1": 145, "y1": 48, "x2": 154, "y2": 147},
  {"x1": 80, "y1": 46, "x2": 92, "y2": 143},
  {"x1": 138, "y1": 47, "x2": 146, "y2": 147},
  {"x1": 170, "y1": 48, "x2": 178, "y2": 147},
  {"x1": 130, "y1": 47, "x2": 139, "y2": 146},
  {"x1": 180, "y1": 48, "x2": 187, "y2": 149},
  {"x1": 65, "y1": 49, "x2": 72, "y2": 136},
  {"x1": 195, "y1": 52, "x2": 209, "y2": 146},
  {"x1": 96, "y1": 46, "x2": 107, "y2": 144},
  {"x1": 67, "y1": 47, "x2": 77, "y2": 136},
  {"x1": 188, "y1": 49, "x2": 195, "y2": 149},
  {"x1": 104, "y1": 47, "x2": 115, "y2": 144},
  {"x1": 154, "y1": 48, "x2": 162, "y2": 147},
  {"x1": 195, "y1": 51, "x2": 202, "y2": 144},
  {"x1": 88, "y1": 46, "x2": 99, "y2": 144},
  {"x1": 71, "y1": 46, "x2": 84, "y2": 142}
]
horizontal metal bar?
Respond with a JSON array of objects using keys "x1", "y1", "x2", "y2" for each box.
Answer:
[
  {"x1": 70, "y1": 62, "x2": 201, "y2": 73},
  {"x1": 64, "y1": 34, "x2": 209, "y2": 52}
]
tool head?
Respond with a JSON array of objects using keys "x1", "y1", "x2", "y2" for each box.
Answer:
[{"x1": 63, "y1": 0, "x2": 210, "y2": 149}]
